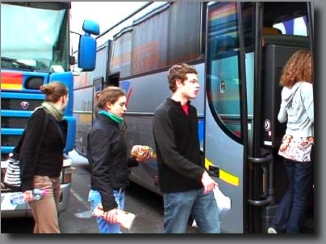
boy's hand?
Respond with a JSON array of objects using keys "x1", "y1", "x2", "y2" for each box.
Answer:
[{"x1": 201, "y1": 171, "x2": 218, "y2": 194}]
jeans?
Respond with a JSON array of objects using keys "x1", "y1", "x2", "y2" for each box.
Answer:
[
  {"x1": 270, "y1": 159, "x2": 313, "y2": 233},
  {"x1": 163, "y1": 189, "x2": 220, "y2": 233},
  {"x1": 88, "y1": 189, "x2": 125, "y2": 233}
]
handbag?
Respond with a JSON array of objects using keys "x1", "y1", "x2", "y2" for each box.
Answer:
[
  {"x1": 2, "y1": 108, "x2": 49, "y2": 190},
  {"x1": 278, "y1": 134, "x2": 314, "y2": 162},
  {"x1": 3, "y1": 157, "x2": 21, "y2": 191}
]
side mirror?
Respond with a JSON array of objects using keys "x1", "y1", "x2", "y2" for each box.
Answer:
[
  {"x1": 82, "y1": 19, "x2": 100, "y2": 36},
  {"x1": 78, "y1": 19, "x2": 100, "y2": 72}
]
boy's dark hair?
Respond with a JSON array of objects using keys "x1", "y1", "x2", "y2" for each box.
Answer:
[{"x1": 167, "y1": 63, "x2": 198, "y2": 92}]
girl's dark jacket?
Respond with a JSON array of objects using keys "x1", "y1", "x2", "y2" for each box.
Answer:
[
  {"x1": 87, "y1": 114, "x2": 138, "y2": 212},
  {"x1": 20, "y1": 108, "x2": 66, "y2": 192}
]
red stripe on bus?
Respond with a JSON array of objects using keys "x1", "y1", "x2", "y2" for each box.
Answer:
[{"x1": 1, "y1": 72, "x2": 23, "y2": 85}]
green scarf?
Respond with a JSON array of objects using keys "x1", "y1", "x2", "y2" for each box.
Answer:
[
  {"x1": 42, "y1": 102, "x2": 64, "y2": 121},
  {"x1": 99, "y1": 110, "x2": 124, "y2": 124}
]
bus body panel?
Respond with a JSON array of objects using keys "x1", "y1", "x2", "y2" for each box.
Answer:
[{"x1": 205, "y1": 102, "x2": 244, "y2": 233}]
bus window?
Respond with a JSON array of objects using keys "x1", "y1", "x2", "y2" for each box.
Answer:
[
  {"x1": 206, "y1": 2, "x2": 251, "y2": 140},
  {"x1": 274, "y1": 16, "x2": 308, "y2": 36}
]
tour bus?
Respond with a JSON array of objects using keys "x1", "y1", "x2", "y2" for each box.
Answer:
[
  {"x1": 74, "y1": 2, "x2": 314, "y2": 233},
  {"x1": 1, "y1": 2, "x2": 99, "y2": 218}
]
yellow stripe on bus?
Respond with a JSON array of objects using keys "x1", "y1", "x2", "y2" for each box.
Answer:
[
  {"x1": 1, "y1": 84, "x2": 23, "y2": 90},
  {"x1": 205, "y1": 158, "x2": 239, "y2": 186},
  {"x1": 219, "y1": 169, "x2": 239, "y2": 186}
]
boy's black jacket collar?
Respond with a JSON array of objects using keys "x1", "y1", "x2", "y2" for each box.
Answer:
[{"x1": 166, "y1": 98, "x2": 191, "y2": 107}]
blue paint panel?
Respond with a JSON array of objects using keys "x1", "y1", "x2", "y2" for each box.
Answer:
[
  {"x1": 63, "y1": 116, "x2": 76, "y2": 153},
  {"x1": 2, "y1": 147, "x2": 15, "y2": 154},
  {"x1": 198, "y1": 119, "x2": 204, "y2": 143},
  {"x1": 1, "y1": 110, "x2": 32, "y2": 117},
  {"x1": 120, "y1": 80, "x2": 131, "y2": 94},
  {"x1": 1, "y1": 92, "x2": 45, "y2": 100},
  {"x1": 1, "y1": 129, "x2": 24, "y2": 135}
]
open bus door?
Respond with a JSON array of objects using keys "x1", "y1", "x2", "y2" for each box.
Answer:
[
  {"x1": 92, "y1": 72, "x2": 120, "y2": 123},
  {"x1": 205, "y1": 2, "x2": 314, "y2": 233},
  {"x1": 92, "y1": 76, "x2": 104, "y2": 122},
  {"x1": 204, "y1": 2, "x2": 249, "y2": 233},
  {"x1": 251, "y1": 2, "x2": 313, "y2": 234}
]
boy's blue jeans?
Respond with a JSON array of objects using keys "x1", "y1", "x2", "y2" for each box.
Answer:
[
  {"x1": 88, "y1": 189, "x2": 125, "y2": 233},
  {"x1": 163, "y1": 189, "x2": 220, "y2": 233}
]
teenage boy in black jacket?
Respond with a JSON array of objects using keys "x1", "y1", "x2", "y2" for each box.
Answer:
[{"x1": 153, "y1": 63, "x2": 220, "y2": 233}]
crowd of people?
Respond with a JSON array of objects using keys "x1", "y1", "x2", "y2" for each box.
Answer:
[{"x1": 15, "y1": 49, "x2": 313, "y2": 234}]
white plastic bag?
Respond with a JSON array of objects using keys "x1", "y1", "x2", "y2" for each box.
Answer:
[
  {"x1": 192, "y1": 186, "x2": 231, "y2": 227},
  {"x1": 214, "y1": 185, "x2": 231, "y2": 216}
]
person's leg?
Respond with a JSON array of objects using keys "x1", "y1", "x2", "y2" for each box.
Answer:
[
  {"x1": 29, "y1": 175, "x2": 60, "y2": 233},
  {"x1": 286, "y1": 161, "x2": 313, "y2": 233},
  {"x1": 163, "y1": 190, "x2": 197, "y2": 233},
  {"x1": 30, "y1": 200, "x2": 39, "y2": 233},
  {"x1": 269, "y1": 159, "x2": 295, "y2": 233},
  {"x1": 88, "y1": 189, "x2": 109, "y2": 233},
  {"x1": 191, "y1": 189, "x2": 220, "y2": 233},
  {"x1": 106, "y1": 189, "x2": 125, "y2": 233},
  {"x1": 51, "y1": 177, "x2": 61, "y2": 212}
]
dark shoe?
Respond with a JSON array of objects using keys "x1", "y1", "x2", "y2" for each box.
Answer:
[{"x1": 268, "y1": 227, "x2": 277, "y2": 234}]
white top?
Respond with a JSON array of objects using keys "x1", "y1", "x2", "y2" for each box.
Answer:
[{"x1": 278, "y1": 81, "x2": 314, "y2": 137}]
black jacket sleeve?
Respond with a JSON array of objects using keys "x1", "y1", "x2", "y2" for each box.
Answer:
[
  {"x1": 87, "y1": 128, "x2": 118, "y2": 212},
  {"x1": 20, "y1": 109, "x2": 47, "y2": 191},
  {"x1": 127, "y1": 157, "x2": 139, "y2": 167}
]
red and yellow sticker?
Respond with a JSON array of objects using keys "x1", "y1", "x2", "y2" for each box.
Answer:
[{"x1": 1, "y1": 72, "x2": 23, "y2": 90}]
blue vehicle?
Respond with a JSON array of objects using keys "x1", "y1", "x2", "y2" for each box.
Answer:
[{"x1": 1, "y1": 2, "x2": 99, "y2": 218}]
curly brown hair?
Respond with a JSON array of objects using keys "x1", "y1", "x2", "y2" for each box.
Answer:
[
  {"x1": 167, "y1": 63, "x2": 198, "y2": 92},
  {"x1": 280, "y1": 49, "x2": 312, "y2": 88}
]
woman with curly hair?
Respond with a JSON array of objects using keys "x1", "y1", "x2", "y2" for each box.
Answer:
[{"x1": 268, "y1": 49, "x2": 314, "y2": 234}]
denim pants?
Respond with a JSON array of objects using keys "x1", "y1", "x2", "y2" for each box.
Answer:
[
  {"x1": 88, "y1": 189, "x2": 125, "y2": 233},
  {"x1": 163, "y1": 189, "x2": 220, "y2": 233},
  {"x1": 271, "y1": 158, "x2": 313, "y2": 233}
]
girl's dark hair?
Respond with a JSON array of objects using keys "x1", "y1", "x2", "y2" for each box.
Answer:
[
  {"x1": 40, "y1": 81, "x2": 68, "y2": 103},
  {"x1": 280, "y1": 49, "x2": 312, "y2": 87},
  {"x1": 96, "y1": 86, "x2": 126, "y2": 109},
  {"x1": 167, "y1": 63, "x2": 198, "y2": 92}
]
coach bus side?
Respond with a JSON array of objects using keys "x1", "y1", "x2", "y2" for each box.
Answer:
[{"x1": 84, "y1": 1, "x2": 314, "y2": 233}]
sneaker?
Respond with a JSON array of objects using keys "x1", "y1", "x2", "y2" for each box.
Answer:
[{"x1": 268, "y1": 227, "x2": 277, "y2": 234}]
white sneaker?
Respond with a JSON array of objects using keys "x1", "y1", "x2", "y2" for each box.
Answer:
[{"x1": 268, "y1": 227, "x2": 277, "y2": 234}]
